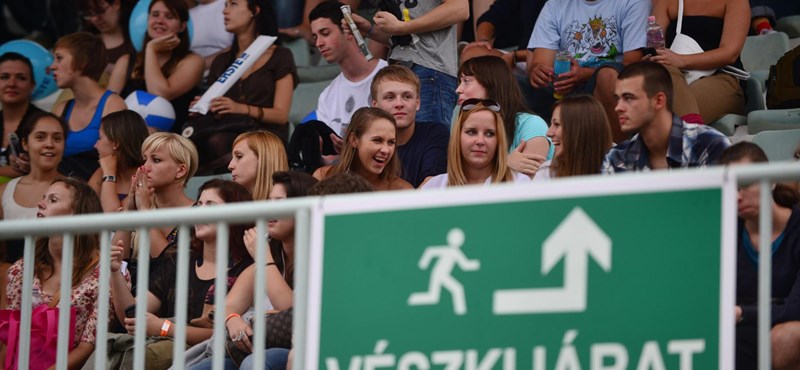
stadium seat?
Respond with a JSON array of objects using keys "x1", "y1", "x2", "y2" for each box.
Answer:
[
  {"x1": 185, "y1": 173, "x2": 233, "y2": 200},
  {"x1": 285, "y1": 38, "x2": 311, "y2": 67},
  {"x1": 740, "y1": 32, "x2": 790, "y2": 89},
  {"x1": 747, "y1": 108, "x2": 800, "y2": 134},
  {"x1": 298, "y1": 63, "x2": 341, "y2": 83},
  {"x1": 777, "y1": 15, "x2": 800, "y2": 39},
  {"x1": 709, "y1": 77, "x2": 765, "y2": 136},
  {"x1": 752, "y1": 128, "x2": 800, "y2": 162},
  {"x1": 289, "y1": 80, "x2": 331, "y2": 125}
]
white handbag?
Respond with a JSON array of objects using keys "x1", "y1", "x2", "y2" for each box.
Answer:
[
  {"x1": 669, "y1": 0, "x2": 750, "y2": 84},
  {"x1": 669, "y1": 0, "x2": 716, "y2": 84}
]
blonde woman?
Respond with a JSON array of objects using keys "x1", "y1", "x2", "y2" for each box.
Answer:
[
  {"x1": 111, "y1": 132, "x2": 198, "y2": 262},
  {"x1": 228, "y1": 131, "x2": 289, "y2": 201},
  {"x1": 313, "y1": 107, "x2": 412, "y2": 191},
  {"x1": 421, "y1": 99, "x2": 528, "y2": 189}
]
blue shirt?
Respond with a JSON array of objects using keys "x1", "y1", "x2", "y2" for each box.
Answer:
[
  {"x1": 602, "y1": 115, "x2": 731, "y2": 173},
  {"x1": 511, "y1": 112, "x2": 554, "y2": 160},
  {"x1": 527, "y1": 0, "x2": 649, "y2": 67}
]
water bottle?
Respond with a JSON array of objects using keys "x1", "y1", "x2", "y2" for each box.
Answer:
[
  {"x1": 553, "y1": 50, "x2": 571, "y2": 100},
  {"x1": 646, "y1": 16, "x2": 665, "y2": 50}
]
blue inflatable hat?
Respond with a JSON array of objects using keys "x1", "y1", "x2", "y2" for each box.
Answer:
[{"x1": 0, "y1": 40, "x2": 58, "y2": 101}]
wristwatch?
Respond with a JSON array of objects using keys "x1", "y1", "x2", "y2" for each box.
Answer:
[{"x1": 102, "y1": 175, "x2": 117, "y2": 183}]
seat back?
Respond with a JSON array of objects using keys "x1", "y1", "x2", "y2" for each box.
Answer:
[
  {"x1": 741, "y1": 32, "x2": 791, "y2": 73},
  {"x1": 752, "y1": 128, "x2": 800, "y2": 162}
]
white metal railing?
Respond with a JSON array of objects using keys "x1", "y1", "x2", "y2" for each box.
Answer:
[
  {"x1": 0, "y1": 197, "x2": 315, "y2": 370},
  {"x1": 0, "y1": 162, "x2": 797, "y2": 370}
]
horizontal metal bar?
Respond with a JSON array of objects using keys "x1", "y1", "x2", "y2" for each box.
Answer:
[
  {"x1": 729, "y1": 161, "x2": 800, "y2": 183},
  {"x1": 0, "y1": 197, "x2": 317, "y2": 239}
]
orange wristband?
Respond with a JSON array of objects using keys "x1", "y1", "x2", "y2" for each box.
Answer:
[
  {"x1": 225, "y1": 313, "x2": 241, "y2": 324},
  {"x1": 160, "y1": 319, "x2": 172, "y2": 337}
]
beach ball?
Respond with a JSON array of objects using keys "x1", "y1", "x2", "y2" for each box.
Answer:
[
  {"x1": 125, "y1": 90, "x2": 175, "y2": 131},
  {"x1": 129, "y1": 0, "x2": 195, "y2": 52},
  {"x1": 0, "y1": 40, "x2": 58, "y2": 100}
]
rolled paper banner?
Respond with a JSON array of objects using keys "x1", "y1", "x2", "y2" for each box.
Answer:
[{"x1": 189, "y1": 35, "x2": 277, "y2": 115}]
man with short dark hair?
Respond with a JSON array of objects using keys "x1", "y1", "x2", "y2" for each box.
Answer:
[
  {"x1": 309, "y1": 1, "x2": 388, "y2": 137},
  {"x1": 371, "y1": 65, "x2": 448, "y2": 187},
  {"x1": 603, "y1": 61, "x2": 730, "y2": 173}
]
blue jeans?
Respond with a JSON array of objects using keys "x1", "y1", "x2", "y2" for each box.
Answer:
[
  {"x1": 270, "y1": 0, "x2": 303, "y2": 28},
  {"x1": 241, "y1": 348, "x2": 290, "y2": 370},
  {"x1": 186, "y1": 356, "x2": 239, "y2": 370},
  {"x1": 516, "y1": 62, "x2": 623, "y2": 123},
  {"x1": 412, "y1": 64, "x2": 458, "y2": 128}
]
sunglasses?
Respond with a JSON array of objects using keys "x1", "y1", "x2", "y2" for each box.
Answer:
[
  {"x1": 460, "y1": 98, "x2": 501, "y2": 112},
  {"x1": 80, "y1": 4, "x2": 111, "y2": 19}
]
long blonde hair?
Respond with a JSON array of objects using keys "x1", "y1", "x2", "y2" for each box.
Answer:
[
  {"x1": 232, "y1": 131, "x2": 288, "y2": 200},
  {"x1": 448, "y1": 104, "x2": 513, "y2": 186},
  {"x1": 328, "y1": 107, "x2": 401, "y2": 182}
]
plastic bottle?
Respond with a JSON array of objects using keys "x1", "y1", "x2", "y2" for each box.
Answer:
[{"x1": 646, "y1": 15, "x2": 665, "y2": 50}]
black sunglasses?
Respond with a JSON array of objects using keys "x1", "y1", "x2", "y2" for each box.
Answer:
[{"x1": 460, "y1": 98, "x2": 501, "y2": 112}]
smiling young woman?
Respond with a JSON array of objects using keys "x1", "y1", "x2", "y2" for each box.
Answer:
[
  {"x1": 312, "y1": 107, "x2": 412, "y2": 191},
  {"x1": 0, "y1": 52, "x2": 43, "y2": 181},
  {"x1": 421, "y1": 100, "x2": 529, "y2": 189}
]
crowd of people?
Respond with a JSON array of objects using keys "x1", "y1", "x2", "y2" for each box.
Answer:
[{"x1": 1, "y1": 0, "x2": 799, "y2": 369}]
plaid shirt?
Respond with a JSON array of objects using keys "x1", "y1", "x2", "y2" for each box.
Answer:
[{"x1": 602, "y1": 115, "x2": 731, "y2": 173}]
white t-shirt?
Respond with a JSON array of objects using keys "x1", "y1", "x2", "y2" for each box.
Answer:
[
  {"x1": 316, "y1": 59, "x2": 388, "y2": 137},
  {"x1": 532, "y1": 160, "x2": 553, "y2": 182},
  {"x1": 420, "y1": 172, "x2": 530, "y2": 189},
  {"x1": 189, "y1": 0, "x2": 234, "y2": 58}
]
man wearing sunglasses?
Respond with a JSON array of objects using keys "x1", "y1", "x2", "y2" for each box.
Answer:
[
  {"x1": 371, "y1": 65, "x2": 449, "y2": 188},
  {"x1": 603, "y1": 61, "x2": 730, "y2": 173}
]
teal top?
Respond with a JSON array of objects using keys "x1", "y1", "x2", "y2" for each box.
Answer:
[{"x1": 510, "y1": 112, "x2": 554, "y2": 160}]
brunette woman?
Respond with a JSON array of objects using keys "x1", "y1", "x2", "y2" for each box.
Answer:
[{"x1": 313, "y1": 107, "x2": 412, "y2": 191}]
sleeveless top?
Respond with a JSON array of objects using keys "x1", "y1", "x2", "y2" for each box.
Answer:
[
  {"x1": 1, "y1": 177, "x2": 37, "y2": 220},
  {"x1": 63, "y1": 90, "x2": 113, "y2": 156},
  {"x1": 666, "y1": 16, "x2": 745, "y2": 71}
]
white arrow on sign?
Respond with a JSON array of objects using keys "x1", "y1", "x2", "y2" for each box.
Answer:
[{"x1": 493, "y1": 207, "x2": 611, "y2": 315}]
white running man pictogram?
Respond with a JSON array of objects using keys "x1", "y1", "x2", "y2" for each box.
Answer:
[{"x1": 407, "y1": 228, "x2": 481, "y2": 315}]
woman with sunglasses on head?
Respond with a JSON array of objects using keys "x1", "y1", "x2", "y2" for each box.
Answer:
[
  {"x1": 108, "y1": 0, "x2": 204, "y2": 131},
  {"x1": 456, "y1": 55, "x2": 552, "y2": 178},
  {"x1": 421, "y1": 100, "x2": 529, "y2": 189},
  {"x1": 313, "y1": 107, "x2": 413, "y2": 191},
  {"x1": 533, "y1": 95, "x2": 613, "y2": 181},
  {"x1": 0, "y1": 52, "x2": 43, "y2": 181},
  {"x1": 87, "y1": 110, "x2": 150, "y2": 212},
  {"x1": 50, "y1": 32, "x2": 128, "y2": 181}
]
